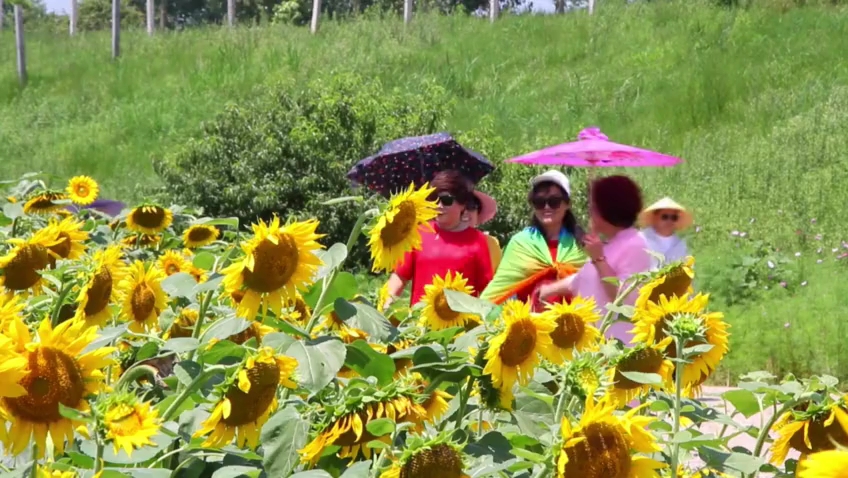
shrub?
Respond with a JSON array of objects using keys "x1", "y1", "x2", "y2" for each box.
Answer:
[{"x1": 154, "y1": 74, "x2": 451, "y2": 267}]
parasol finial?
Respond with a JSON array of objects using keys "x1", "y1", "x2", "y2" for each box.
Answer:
[{"x1": 577, "y1": 126, "x2": 608, "y2": 142}]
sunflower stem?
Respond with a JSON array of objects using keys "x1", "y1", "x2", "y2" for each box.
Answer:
[
  {"x1": 454, "y1": 377, "x2": 476, "y2": 431},
  {"x1": 670, "y1": 337, "x2": 684, "y2": 476},
  {"x1": 306, "y1": 273, "x2": 335, "y2": 335},
  {"x1": 185, "y1": 289, "x2": 215, "y2": 365},
  {"x1": 162, "y1": 365, "x2": 233, "y2": 422},
  {"x1": 597, "y1": 278, "x2": 643, "y2": 336},
  {"x1": 11, "y1": 217, "x2": 19, "y2": 237},
  {"x1": 748, "y1": 400, "x2": 795, "y2": 478},
  {"x1": 28, "y1": 444, "x2": 37, "y2": 478},
  {"x1": 49, "y1": 277, "x2": 74, "y2": 328},
  {"x1": 553, "y1": 383, "x2": 570, "y2": 423},
  {"x1": 115, "y1": 364, "x2": 159, "y2": 390}
]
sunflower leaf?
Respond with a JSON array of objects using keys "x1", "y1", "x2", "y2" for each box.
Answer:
[
  {"x1": 210, "y1": 466, "x2": 261, "y2": 478},
  {"x1": 161, "y1": 272, "x2": 198, "y2": 299},
  {"x1": 2, "y1": 202, "x2": 23, "y2": 220},
  {"x1": 345, "y1": 340, "x2": 395, "y2": 386},
  {"x1": 444, "y1": 289, "x2": 494, "y2": 319},
  {"x1": 314, "y1": 243, "x2": 348, "y2": 279},
  {"x1": 289, "y1": 470, "x2": 333, "y2": 477},
  {"x1": 339, "y1": 461, "x2": 372, "y2": 478},
  {"x1": 509, "y1": 448, "x2": 546, "y2": 463},
  {"x1": 58, "y1": 404, "x2": 92, "y2": 422},
  {"x1": 343, "y1": 299, "x2": 395, "y2": 341},
  {"x1": 261, "y1": 406, "x2": 310, "y2": 477},
  {"x1": 200, "y1": 317, "x2": 252, "y2": 344},
  {"x1": 193, "y1": 217, "x2": 239, "y2": 229},
  {"x1": 287, "y1": 337, "x2": 347, "y2": 393},
  {"x1": 365, "y1": 418, "x2": 395, "y2": 437},
  {"x1": 192, "y1": 251, "x2": 216, "y2": 270},
  {"x1": 163, "y1": 338, "x2": 200, "y2": 354},
  {"x1": 618, "y1": 371, "x2": 663, "y2": 385},
  {"x1": 721, "y1": 389, "x2": 761, "y2": 418}
]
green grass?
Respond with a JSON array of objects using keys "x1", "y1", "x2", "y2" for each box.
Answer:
[{"x1": 2, "y1": 2, "x2": 848, "y2": 381}]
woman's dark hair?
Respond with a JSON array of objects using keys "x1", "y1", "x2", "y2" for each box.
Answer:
[
  {"x1": 590, "y1": 175, "x2": 643, "y2": 228},
  {"x1": 527, "y1": 181, "x2": 581, "y2": 239},
  {"x1": 429, "y1": 170, "x2": 472, "y2": 204}
]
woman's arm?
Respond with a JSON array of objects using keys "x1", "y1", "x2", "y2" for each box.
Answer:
[
  {"x1": 383, "y1": 273, "x2": 406, "y2": 309},
  {"x1": 537, "y1": 275, "x2": 576, "y2": 301}
]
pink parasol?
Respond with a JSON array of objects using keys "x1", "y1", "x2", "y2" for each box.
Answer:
[{"x1": 508, "y1": 127, "x2": 681, "y2": 167}]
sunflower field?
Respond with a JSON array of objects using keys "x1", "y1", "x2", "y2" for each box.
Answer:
[{"x1": 0, "y1": 174, "x2": 846, "y2": 478}]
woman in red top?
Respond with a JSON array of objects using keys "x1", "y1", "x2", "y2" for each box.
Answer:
[{"x1": 384, "y1": 170, "x2": 494, "y2": 307}]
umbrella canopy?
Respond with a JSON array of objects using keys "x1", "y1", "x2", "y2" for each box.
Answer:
[
  {"x1": 65, "y1": 199, "x2": 126, "y2": 218},
  {"x1": 347, "y1": 132, "x2": 495, "y2": 197},
  {"x1": 508, "y1": 127, "x2": 681, "y2": 168}
]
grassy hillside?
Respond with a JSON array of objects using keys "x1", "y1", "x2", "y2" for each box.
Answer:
[{"x1": 1, "y1": 2, "x2": 848, "y2": 379}]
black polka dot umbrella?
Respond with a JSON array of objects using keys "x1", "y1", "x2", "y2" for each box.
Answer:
[{"x1": 347, "y1": 132, "x2": 495, "y2": 198}]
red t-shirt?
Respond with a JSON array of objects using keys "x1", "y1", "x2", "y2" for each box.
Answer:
[{"x1": 395, "y1": 222, "x2": 494, "y2": 305}]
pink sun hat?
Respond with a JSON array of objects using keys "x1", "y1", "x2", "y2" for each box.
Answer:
[{"x1": 472, "y1": 190, "x2": 497, "y2": 225}]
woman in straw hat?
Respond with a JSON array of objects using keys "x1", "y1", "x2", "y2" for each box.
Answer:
[{"x1": 638, "y1": 197, "x2": 693, "y2": 270}]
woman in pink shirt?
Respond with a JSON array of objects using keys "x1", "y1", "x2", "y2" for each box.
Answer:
[{"x1": 538, "y1": 175, "x2": 651, "y2": 344}]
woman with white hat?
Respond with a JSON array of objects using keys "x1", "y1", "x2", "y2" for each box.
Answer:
[
  {"x1": 463, "y1": 190, "x2": 503, "y2": 271},
  {"x1": 638, "y1": 197, "x2": 693, "y2": 270},
  {"x1": 480, "y1": 170, "x2": 586, "y2": 311}
]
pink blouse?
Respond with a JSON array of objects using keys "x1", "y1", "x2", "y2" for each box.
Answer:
[{"x1": 571, "y1": 228, "x2": 651, "y2": 344}]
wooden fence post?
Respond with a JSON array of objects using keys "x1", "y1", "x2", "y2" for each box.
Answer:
[
  {"x1": 227, "y1": 0, "x2": 235, "y2": 27},
  {"x1": 14, "y1": 4, "x2": 26, "y2": 87},
  {"x1": 489, "y1": 0, "x2": 498, "y2": 22},
  {"x1": 309, "y1": 0, "x2": 320, "y2": 33},
  {"x1": 146, "y1": 0, "x2": 154, "y2": 34},
  {"x1": 69, "y1": 0, "x2": 78, "y2": 35},
  {"x1": 112, "y1": 0, "x2": 120, "y2": 58}
]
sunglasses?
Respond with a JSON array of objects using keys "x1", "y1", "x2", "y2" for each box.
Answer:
[
  {"x1": 660, "y1": 213, "x2": 679, "y2": 222},
  {"x1": 436, "y1": 194, "x2": 456, "y2": 207},
  {"x1": 531, "y1": 196, "x2": 565, "y2": 210}
]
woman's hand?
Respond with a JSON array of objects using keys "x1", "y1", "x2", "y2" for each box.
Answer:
[{"x1": 583, "y1": 233, "x2": 605, "y2": 262}]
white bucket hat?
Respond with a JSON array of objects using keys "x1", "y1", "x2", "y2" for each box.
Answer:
[
  {"x1": 638, "y1": 197, "x2": 693, "y2": 230},
  {"x1": 530, "y1": 170, "x2": 572, "y2": 197}
]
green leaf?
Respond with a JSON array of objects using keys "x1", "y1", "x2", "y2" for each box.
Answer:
[
  {"x1": 162, "y1": 338, "x2": 200, "y2": 354},
  {"x1": 289, "y1": 471, "x2": 332, "y2": 478},
  {"x1": 444, "y1": 289, "x2": 494, "y2": 319},
  {"x1": 174, "y1": 361, "x2": 202, "y2": 387},
  {"x1": 618, "y1": 371, "x2": 663, "y2": 385},
  {"x1": 261, "y1": 406, "x2": 310, "y2": 477},
  {"x1": 510, "y1": 448, "x2": 546, "y2": 463},
  {"x1": 304, "y1": 271, "x2": 358, "y2": 309},
  {"x1": 192, "y1": 251, "x2": 216, "y2": 270},
  {"x1": 339, "y1": 461, "x2": 371, "y2": 478},
  {"x1": 263, "y1": 332, "x2": 296, "y2": 353},
  {"x1": 322, "y1": 196, "x2": 363, "y2": 206},
  {"x1": 453, "y1": 324, "x2": 485, "y2": 354},
  {"x1": 366, "y1": 440, "x2": 390, "y2": 450},
  {"x1": 193, "y1": 274, "x2": 224, "y2": 294},
  {"x1": 605, "y1": 303, "x2": 635, "y2": 318},
  {"x1": 315, "y1": 243, "x2": 348, "y2": 279},
  {"x1": 721, "y1": 389, "x2": 761, "y2": 418},
  {"x1": 200, "y1": 340, "x2": 245, "y2": 364},
  {"x1": 194, "y1": 217, "x2": 239, "y2": 229},
  {"x1": 649, "y1": 400, "x2": 671, "y2": 412},
  {"x1": 125, "y1": 470, "x2": 171, "y2": 478},
  {"x1": 201, "y1": 317, "x2": 252, "y2": 344},
  {"x1": 345, "y1": 340, "x2": 395, "y2": 386},
  {"x1": 342, "y1": 299, "x2": 394, "y2": 341},
  {"x1": 419, "y1": 326, "x2": 464, "y2": 346},
  {"x1": 135, "y1": 341, "x2": 160, "y2": 361},
  {"x1": 58, "y1": 404, "x2": 92, "y2": 422},
  {"x1": 684, "y1": 344, "x2": 715, "y2": 356},
  {"x1": 2, "y1": 203, "x2": 23, "y2": 220},
  {"x1": 83, "y1": 324, "x2": 129, "y2": 353},
  {"x1": 412, "y1": 346, "x2": 444, "y2": 366},
  {"x1": 365, "y1": 418, "x2": 395, "y2": 437},
  {"x1": 287, "y1": 337, "x2": 347, "y2": 392},
  {"x1": 161, "y1": 272, "x2": 198, "y2": 299},
  {"x1": 723, "y1": 452, "x2": 766, "y2": 474},
  {"x1": 464, "y1": 431, "x2": 514, "y2": 463},
  {"x1": 210, "y1": 466, "x2": 261, "y2": 478}
]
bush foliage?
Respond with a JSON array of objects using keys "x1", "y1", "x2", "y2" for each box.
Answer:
[{"x1": 154, "y1": 74, "x2": 451, "y2": 266}]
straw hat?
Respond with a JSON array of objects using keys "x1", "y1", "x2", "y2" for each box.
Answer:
[
  {"x1": 638, "y1": 197, "x2": 693, "y2": 230},
  {"x1": 472, "y1": 190, "x2": 497, "y2": 225}
]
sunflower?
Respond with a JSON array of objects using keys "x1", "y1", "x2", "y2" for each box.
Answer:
[
  {"x1": 158, "y1": 250, "x2": 192, "y2": 277},
  {"x1": 164, "y1": 308, "x2": 198, "y2": 339},
  {"x1": 368, "y1": 183, "x2": 438, "y2": 273},
  {"x1": 770, "y1": 401, "x2": 848, "y2": 464},
  {"x1": 195, "y1": 347, "x2": 298, "y2": 449},
  {"x1": 118, "y1": 261, "x2": 169, "y2": 333},
  {"x1": 36, "y1": 466, "x2": 82, "y2": 478},
  {"x1": 1, "y1": 317, "x2": 115, "y2": 457},
  {"x1": 483, "y1": 299, "x2": 557, "y2": 392},
  {"x1": 561, "y1": 354, "x2": 611, "y2": 402},
  {"x1": 558, "y1": 395, "x2": 665, "y2": 478},
  {"x1": 409, "y1": 373, "x2": 453, "y2": 425},
  {"x1": 73, "y1": 245, "x2": 127, "y2": 328},
  {"x1": 382, "y1": 434, "x2": 470, "y2": 478},
  {"x1": 206, "y1": 321, "x2": 276, "y2": 349},
  {"x1": 126, "y1": 204, "x2": 173, "y2": 235},
  {"x1": 121, "y1": 234, "x2": 162, "y2": 249},
  {"x1": 42, "y1": 216, "x2": 89, "y2": 268},
  {"x1": 631, "y1": 293, "x2": 729, "y2": 386},
  {"x1": 419, "y1": 271, "x2": 478, "y2": 330},
  {"x1": 102, "y1": 392, "x2": 160, "y2": 457},
  {"x1": 797, "y1": 449, "x2": 848, "y2": 478},
  {"x1": 635, "y1": 257, "x2": 695, "y2": 309},
  {"x1": 605, "y1": 337, "x2": 674, "y2": 406},
  {"x1": 285, "y1": 294, "x2": 312, "y2": 325},
  {"x1": 183, "y1": 224, "x2": 220, "y2": 249},
  {"x1": 66, "y1": 176, "x2": 99, "y2": 206},
  {"x1": 318, "y1": 310, "x2": 368, "y2": 342},
  {"x1": 0, "y1": 227, "x2": 61, "y2": 296},
  {"x1": 188, "y1": 265, "x2": 208, "y2": 284},
  {"x1": 540, "y1": 296, "x2": 601, "y2": 364},
  {"x1": 300, "y1": 390, "x2": 427, "y2": 464},
  {"x1": 0, "y1": 335, "x2": 27, "y2": 398},
  {"x1": 222, "y1": 217, "x2": 324, "y2": 320},
  {"x1": 23, "y1": 191, "x2": 68, "y2": 215}
]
